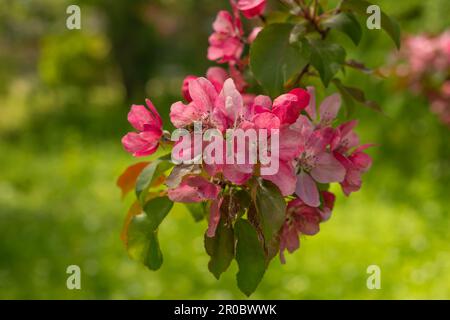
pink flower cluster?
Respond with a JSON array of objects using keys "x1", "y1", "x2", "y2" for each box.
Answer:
[
  {"x1": 207, "y1": 0, "x2": 265, "y2": 90},
  {"x1": 396, "y1": 31, "x2": 450, "y2": 126},
  {"x1": 121, "y1": 72, "x2": 372, "y2": 261},
  {"x1": 120, "y1": 0, "x2": 372, "y2": 263}
]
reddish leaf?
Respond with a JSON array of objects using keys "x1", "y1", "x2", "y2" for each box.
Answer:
[
  {"x1": 116, "y1": 162, "x2": 150, "y2": 199},
  {"x1": 121, "y1": 201, "x2": 142, "y2": 245}
]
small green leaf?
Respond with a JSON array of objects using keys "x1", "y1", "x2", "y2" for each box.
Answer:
[
  {"x1": 333, "y1": 79, "x2": 382, "y2": 116},
  {"x1": 204, "y1": 220, "x2": 235, "y2": 279},
  {"x1": 185, "y1": 202, "x2": 207, "y2": 222},
  {"x1": 341, "y1": 0, "x2": 401, "y2": 49},
  {"x1": 250, "y1": 23, "x2": 310, "y2": 97},
  {"x1": 253, "y1": 180, "x2": 286, "y2": 245},
  {"x1": 126, "y1": 196, "x2": 174, "y2": 270},
  {"x1": 322, "y1": 12, "x2": 362, "y2": 45},
  {"x1": 142, "y1": 196, "x2": 174, "y2": 230},
  {"x1": 309, "y1": 39, "x2": 346, "y2": 87},
  {"x1": 235, "y1": 219, "x2": 266, "y2": 297},
  {"x1": 135, "y1": 159, "x2": 174, "y2": 205}
]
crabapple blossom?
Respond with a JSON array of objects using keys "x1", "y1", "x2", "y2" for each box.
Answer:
[
  {"x1": 122, "y1": 99, "x2": 163, "y2": 157},
  {"x1": 207, "y1": 10, "x2": 244, "y2": 64},
  {"x1": 235, "y1": 0, "x2": 267, "y2": 19},
  {"x1": 279, "y1": 191, "x2": 336, "y2": 263}
]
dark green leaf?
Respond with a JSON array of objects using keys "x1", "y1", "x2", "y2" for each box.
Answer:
[
  {"x1": 309, "y1": 39, "x2": 346, "y2": 87},
  {"x1": 341, "y1": 0, "x2": 401, "y2": 49},
  {"x1": 235, "y1": 219, "x2": 266, "y2": 296},
  {"x1": 135, "y1": 160, "x2": 174, "y2": 205},
  {"x1": 204, "y1": 220, "x2": 235, "y2": 279},
  {"x1": 253, "y1": 180, "x2": 286, "y2": 245},
  {"x1": 126, "y1": 196, "x2": 173, "y2": 270},
  {"x1": 322, "y1": 12, "x2": 362, "y2": 45},
  {"x1": 250, "y1": 23, "x2": 310, "y2": 97}
]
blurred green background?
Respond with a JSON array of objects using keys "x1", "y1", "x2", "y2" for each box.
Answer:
[{"x1": 0, "y1": 0, "x2": 449, "y2": 299}]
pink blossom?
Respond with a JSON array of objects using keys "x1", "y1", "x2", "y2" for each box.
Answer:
[
  {"x1": 122, "y1": 99, "x2": 163, "y2": 157},
  {"x1": 331, "y1": 120, "x2": 373, "y2": 195},
  {"x1": 167, "y1": 176, "x2": 220, "y2": 203},
  {"x1": 236, "y1": 0, "x2": 266, "y2": 19},
  {"x1": 334, "y1": 144, "x2": 372, "y2": 196},
  {"x1": 293, "y1": 115, "x2": 345, "y2": 207},
  {"x1": 279, "y1": 191, "x2": 335, "y2": 263},
  {"x1": 207, "y1": 11, "x2": 244, "y2": 64}
]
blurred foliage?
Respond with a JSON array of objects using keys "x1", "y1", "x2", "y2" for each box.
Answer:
[{"x1": 0, "y1": 0, "x2": 449, "y2": 299}]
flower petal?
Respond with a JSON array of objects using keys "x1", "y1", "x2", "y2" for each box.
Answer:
[
  {"x1": 295, "y1": 171, "x2": 320, "y2": 207},
  {"x1": 310, "y1": 152, "x2": 346, "y2": 183},
  {"x1": 319, "y1": 93, "x2": 341, "y2": 125},
  {"x1": 207, "y1": 196, "x2": 224, "y2": 238}
]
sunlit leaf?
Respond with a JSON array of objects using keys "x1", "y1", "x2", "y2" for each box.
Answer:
[
  {"x1": 126, "y1": 196, "x2": 174, "y2": 270},
  {"x1": 135, "y1": 159, "x2": 174, "y2": 205}
]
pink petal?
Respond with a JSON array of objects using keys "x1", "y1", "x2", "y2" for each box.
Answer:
[
  {"x1": 305, "y1": 86, "x2": 317, "y2": 120},
  {"x1": 279, "y1": 126, "x2": 302, "y2": 161},
  {"x1": 296, "y1": 171, "x2": 320, "y2": 207},
  {"x1": 145, "y1": 99, "x2": 163, "y2": 128},
  {"x1": 319, "y1": 94, "x2": 341, "y2": 125},
  {"x1": 272, "y1": 93, "x2": 302, "y2": 125},
  {"x1": 168, "y1": 176, "x2": 220, "y2": 203},
  {"x1": 248, "y1": 27, "x2": 263, "y2": 43},
  {"x1": 289, "y1": 88, "x2": 310, "y2": 111},
  {"x1": 223, "y1": 164, "x2": 252, "y2": 185},
  {"x1": 170, "y1": 101, "x2": 202, "y2": 128},
  {"x1": 128, "y1": 104, "x2": 152, "y2": 131},
  {"x1": 189, "y1": 77, "x2": 218, "y2": 114},
  {"x1": 262, "y1": 161, "x2": 296, "y2": 196},
  {"x1": 216, "y1": 78, "x2": 244, "y2": 123},
  {"x1": 121, "y1": 131, "x2": 160, "y2": 157},
  {"x1": 252, "y1": 112, "x2": 280, "y2": 130},
  {"x1": 182, "y1": 75, "x2": 197, "y2": 102},
  {"x1": 311, "y1": 152, "x2": 346, "y2": 183},
  {"x1": 207, "y1": 196, "x2": 224, "y2": 238},
  {"x1": 236, "y1": 0, "x2": 266, "y2": 19},
  {"x1": 206, "y1": 67, "x2": 228, "y2": 92}
]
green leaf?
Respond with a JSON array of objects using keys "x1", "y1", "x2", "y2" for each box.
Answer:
[
  {"x1": 333, "y1": 79, "x2": 382, "y2": 116},
  {"x1": 265, "y1": 11, "x2": 290, "y2": 24},
  {"x1": 235, "y1": 219, "x2": 266, "y2": 297},
  {"x1": 250, "y1": 23, "x2": 310, "y2": 97},
  {"x1": 308, "y1": 39, "x2": 346, "y2": 87},
  {"x1": 253, "y1": 180, "x2": 286, "y2": 245},
  {"x1": 204, "y1": 220, "x2": 235, "y2": 279},
  {"x1": 126, "y1": 196, "x2": 174, "y2": 270},
  {"x1": 185, "y1": 202, "x2": 207, "y2": 222},
  {"x1": 135, "y1": 159, "x2": 174, "y2": 205},
  {"x1": 341, "y1": 0, "x2": 401, "y2": 49},
  {"x1": 142, "y1": 196, "x2": 174, "y2": 230},
  {"x1": 322, "y1": 12, "x2": 362, "y2": 45}
]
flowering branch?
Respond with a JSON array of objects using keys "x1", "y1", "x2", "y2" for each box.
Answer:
[{"x1": 117, "y1": 0, "x2": 400, "y2": 296}]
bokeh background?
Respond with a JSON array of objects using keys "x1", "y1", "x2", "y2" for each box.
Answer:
[{"x1": 0, "y1": 0, "x2": 449, "y2": 299}]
